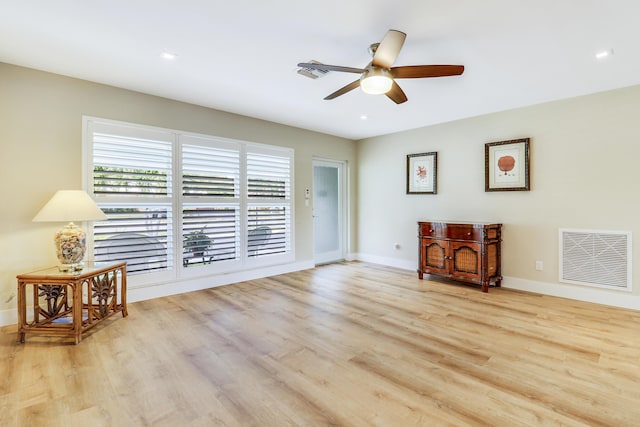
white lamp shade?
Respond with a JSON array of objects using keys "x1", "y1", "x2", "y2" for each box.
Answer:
[{"x1": 33, "y1": 190, "x2": 107, "y2": 223}]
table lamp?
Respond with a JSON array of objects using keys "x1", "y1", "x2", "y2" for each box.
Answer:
[{"x1": 33, "y1": 190, "x2": 107, "y2": 271}]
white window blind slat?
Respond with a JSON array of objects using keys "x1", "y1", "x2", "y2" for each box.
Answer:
[
  {"x1": 182, "y1": 205, "x2": 240, "y2": 267},
  {"x1": 182, "y1": 144, "x2": 240, "y2": 198},
  {"x1": 247, "y1": 152, "x2": 291, "y2": 200},
  {"x1": 93, "y1": 131, "x2": 173, "y2": 197},
  {"x1": 94, "y1": 134, "x2": 173, "y2": 171},
  {"x1": 248, "y1": 205, "x2": 291, "y2": 257}
]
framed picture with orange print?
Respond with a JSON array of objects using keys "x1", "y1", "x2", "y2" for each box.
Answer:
[{"x1": 485, "y1": 138, "x2": 530, "y2": 191}]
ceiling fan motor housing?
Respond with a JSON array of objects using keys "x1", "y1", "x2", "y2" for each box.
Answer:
[{"x1": 368, "y1": 43, "x2": 380, "y2": 56}]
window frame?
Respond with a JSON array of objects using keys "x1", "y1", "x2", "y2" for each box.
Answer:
[{"x1": 83, "y1": 116, "x2": 295, "y2": 288}]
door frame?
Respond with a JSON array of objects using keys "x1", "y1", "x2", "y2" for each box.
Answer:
[{"x1": 312, "y1": 158, "x2": 348, "y2": 265}]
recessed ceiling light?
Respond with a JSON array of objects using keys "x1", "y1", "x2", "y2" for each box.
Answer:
[
  {"x1": 595, "y1": 49, "x2": 613, "y2": 60},
  {"x1": 161, "y1": 52, "x2": 177, "y2": 60},
  {"x1": 360, "y1": 115, "x2": 368, "y2": 120}
]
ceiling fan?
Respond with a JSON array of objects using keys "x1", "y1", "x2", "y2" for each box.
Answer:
[{"x1": 298, "y1": 29, "x2": 464, "y2": 104}]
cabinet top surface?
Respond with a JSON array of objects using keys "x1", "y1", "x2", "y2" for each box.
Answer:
[
  {"x1": 418, "y1": 221, "x2": 502, "y2": 227},
  {"x1": 17, "y1": 261, "x2": 126, "y2": 280}
]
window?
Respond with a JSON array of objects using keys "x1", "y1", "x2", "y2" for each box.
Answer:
[{"x1": 84, "y1": 118, "x2": 294, "y2": 285}]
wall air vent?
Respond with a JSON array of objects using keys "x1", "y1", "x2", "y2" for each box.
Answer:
[
  {"x1": 559, "y1": 228, "x2": 632, "y2": 291},
  {"x1": 297, "y1": 60, "x2": 329, "y2": 79}
]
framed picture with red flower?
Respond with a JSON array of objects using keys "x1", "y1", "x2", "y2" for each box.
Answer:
[
  {"x1": 407, "y1": 152, "x2": 437, "y2": 194},
  {"x1": 485, "y1": 138, "x2": 530, "y2": 192}
]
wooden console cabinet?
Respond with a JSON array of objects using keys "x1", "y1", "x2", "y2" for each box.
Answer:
[{"x1": 418, "y1": 221, "x2": 502, "y2": 292}]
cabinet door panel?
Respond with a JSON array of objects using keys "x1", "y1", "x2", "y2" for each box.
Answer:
[
  {"x1": 486, "y1": 242, "x2": 500, "y2": 277},
  {"x1": 450, "y1": 242, "x2": 481, "y2": 279},
  {"x1": 421, "y1": 239, "x2": 449, "y2": 274}
]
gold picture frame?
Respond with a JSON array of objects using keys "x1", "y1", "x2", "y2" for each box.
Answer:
[{"x1": 485, "y1": 138, "x2": 530, "y2": 191}]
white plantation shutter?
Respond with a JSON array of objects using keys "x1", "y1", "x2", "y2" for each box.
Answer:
[
  {"x1": 94, "y1": 205, "x2": 172, "y2": 273},
  {"x1": 182, "y1": 141, "x2": 240, "y2": 198},
  {"x1": 246, "y1": 149, "x2": 292, "y2": 259},
  {"x1": 247, "y1": 152, "x2": 291, "y2": 198},
  {"x1": 182, "y1": 205, "x2": 240, "y2": 265},
  {"x1": 89, "y1": 122, "x2": 174, "y2": 275},
  {"x1": 181, "y1": 138, "x2": 241, "y2": 267},
  {"x1": 247, "y1": 205, "x2": 290, "y2": 257},
  {"x1": 93, "y1": 129, "x2": 173, "y2": 196}
]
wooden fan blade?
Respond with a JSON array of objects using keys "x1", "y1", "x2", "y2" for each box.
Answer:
[
  {"x1": 386, "y1": 81, "x2": 408, "y2": 104},
  {"x1": 391, "y1": 65, "x2": 465, "y2": 79},
  {"x1": 372, "y1": 29, "x2": 406, "y2": 68},
  {"x1": 298, "y1": 63, "x2": 364, "y2": 74},
  {"x1": 324, "y1": 79, "x2": 361, "y2": 100}
]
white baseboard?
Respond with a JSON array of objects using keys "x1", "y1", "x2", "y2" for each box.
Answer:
[
  {"x1": 344, "y1": 252, "x2": 358, "y2": 262},
  {"x1": 502, "y1": 276, "x2": 640, "y2": 311},
  {"x1": 355, "y1": 253, "x2": 640, "y2": 311},
  {"x1": 354, "y1": 253, "x2": 417, "y2": 272},
  {"x1": 4, "y1": 258, "x2": 636, "y2": 327},
  {"x1": 0, "y1": 260, "x2": 315, "y2": 327}
]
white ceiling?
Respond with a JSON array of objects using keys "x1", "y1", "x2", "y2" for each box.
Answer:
[{"x1": 1, "y1": 1, "x2": 640, "y2": 140}]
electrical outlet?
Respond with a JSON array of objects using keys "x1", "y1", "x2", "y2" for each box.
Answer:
[{"x1": 535, "y1": 261, "x2": 543, "y2": 271}]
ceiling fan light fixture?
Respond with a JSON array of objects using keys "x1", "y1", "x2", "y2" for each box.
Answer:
[
  {"x1": 360, "y1": 67, "x2": 393, "y2": 95},
  {"x1": 300, "y1": 29, "x2": 464, "y2": 104}
]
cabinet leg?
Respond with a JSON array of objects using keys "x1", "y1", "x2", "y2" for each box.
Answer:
[
  {"x1": 418, "y1": 270, "x2": 423, "y2": 280},
  {"x1": 482, "y1": 282, "x2": 489, "y2": 293}
]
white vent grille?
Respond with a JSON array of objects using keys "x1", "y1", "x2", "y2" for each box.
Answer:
[
  {"x1": 559, "y1": 229, "x2": 632, "y2": 291},
  {"x1": 297, "y1": 60, "x2": 329, "y2": 79}
]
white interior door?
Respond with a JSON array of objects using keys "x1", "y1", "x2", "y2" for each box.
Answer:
[{"x1": 313, "y1": 159, "x2": 346, "y2": 264}]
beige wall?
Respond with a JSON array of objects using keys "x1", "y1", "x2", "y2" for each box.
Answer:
[
  {"x1": 356, "y1": 84, "x2": 640, "y2": 308},
  {"x1": 3, "y1": 59, "x2": 639, "y2": 320},
  {"x1": 0, "y1": 62, "x2": 357, "y2": 317}
]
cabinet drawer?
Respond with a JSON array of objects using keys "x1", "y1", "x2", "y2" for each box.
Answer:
[
  {"x1": 419, "y1": 222, "x2": 447, "y2": 238},
  {"x1": 420, "y1": 222, "x2": 482, "y2": 241},
  {"x1": 446, "y1": 226, "x2": 481, "y2": 241}
]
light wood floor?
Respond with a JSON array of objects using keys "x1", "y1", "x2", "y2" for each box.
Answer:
[{"x1": 2, "y1": 262, "x2": 640, "y2": 426}]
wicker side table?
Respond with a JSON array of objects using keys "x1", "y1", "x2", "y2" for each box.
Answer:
[{"x1": 17, "y1": 261, "x2": 127, "y2": 344}]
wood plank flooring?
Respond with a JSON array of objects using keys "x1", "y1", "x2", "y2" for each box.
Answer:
[{"x1": 2, "y1": 261, "x2": 640, "y2": 426}]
